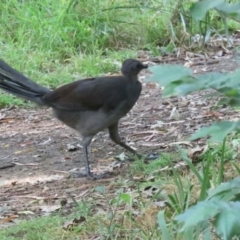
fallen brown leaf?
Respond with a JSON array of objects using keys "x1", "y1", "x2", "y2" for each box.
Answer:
[{"x1": 0, "y1": 215, "x2": 18, "y2": 223}]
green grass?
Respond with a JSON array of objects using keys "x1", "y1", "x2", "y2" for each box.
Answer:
[
  {"x1": 1, "y1": 0, "x2": 239, "y2": 106},
  {"x1": 131, "y1": 152, "x2": 179, "y2": 175},
  {"x1": 0, "y1": 0, "x2": 171, "y2": 106},
  {"x1": 0, "y1": 216, "x2": 66, "y2": 240},
  {"x1": 0, "y1": 95, "x2": 25, "y2": 108}
]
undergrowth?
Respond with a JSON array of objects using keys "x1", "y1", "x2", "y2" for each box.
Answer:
[{"x1": 1, "y1": 0, "x2": 239, "y2": 106}]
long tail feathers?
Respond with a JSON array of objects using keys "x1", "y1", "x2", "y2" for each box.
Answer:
[{"x1": 0, "y1": 59, "x2": 50, "y2": 105}]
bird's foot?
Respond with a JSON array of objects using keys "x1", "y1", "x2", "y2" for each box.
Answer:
[
  {"x1": 144, "y1": 153, "x2": 159, "y2": 161},
  {"x1": 70, "y1": 171, "x2": 113, "y2": 180},
  {"x1": 136, "y1": 153, "x2": 159, "y2": 161},
  {"x1": 87, "y1": 171, "x2": 113, "y2": 180}
]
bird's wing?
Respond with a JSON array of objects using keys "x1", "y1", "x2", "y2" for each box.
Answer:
[{"x1": 43, "y1": 76, "x2": 128, "y2": 111}]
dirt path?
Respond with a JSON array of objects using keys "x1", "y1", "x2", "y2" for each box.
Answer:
[{"x1": 1, "y1": 51, "x2": 240, "y2": 225}]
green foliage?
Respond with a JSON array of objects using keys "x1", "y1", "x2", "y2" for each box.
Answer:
[
  {"x1": 157, "y1": 211, "x2": 172, "y2": 239},
  {"x1": 166, "y1": 169, "x2": 193, "y2": 214},
  {"x1": 149, "y1": 64, "x2": 240, "y2": 101},
  {"x1": 167, "y1": 0, "x2": 240, "y2": 49},
  {"x1": 148, "y1": 65, "x2": 193, "y2": 95},
  {"x1": 207, "y1": 177, "x2": 240, "y2": 201},
  {"x1": 1, "y1": 0, "x2": 239, "y2": 106},
  {"x1": 120, "y1": 193, "x2": 132, "y2": 205},
  {"x1": 157, "y1": 150, "x2": 240, "y2": 239},
  {"x1": 189, "y1": 0, "x2": 240, "y2": 22},
  {"x1": 71, "y1": 197, "x2": 92, "y2": 218},
  {"x1": 190, "y1": 121, "x2": 240, "y2": 142},
  {"x1": 149, "y1": 65, "x2": 240, "y2": 141},
  {"x1": 131, "y1": 154, "x2": 174, "y2": 176},
  {"x1": 0, "y1": 0, "x2": 169, "y2": 106},
  {"x1": 0, "y1": 215, "x2": 65, "y2": 240},
  {"x1": 190, "y1": 0, "x2": 224, "y2": 20},
  {"x1": 149, "y1": 0, "x2": 240, "y2": 235},
  {"x1": 0, "y1": 95, "x2": 25, "y2": 107},
  {"x1": 0, "y1": 0, "x2": 170, "y2": 55},
  {"x1": 175, "y1": 178, "x2": 240, "y2": 239}
]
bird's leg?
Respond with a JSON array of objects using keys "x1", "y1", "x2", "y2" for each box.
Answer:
[
  {"x1": 108, "y1": 123, "x2": 144, "y2": 160},
  {"x1": 82, "y1": 136, "x2": 92, "y2": 176},
  {"x1": 73, "y1": 136, "x2": 112, "y2": 180}
]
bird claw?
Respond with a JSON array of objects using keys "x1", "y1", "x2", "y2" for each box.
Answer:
[
  {"x1": 70, "y1": 171, "x2": 113, "y2": 180},
  {"x1": 144, "y1": 153, "x2": 159, "y2": 161},
  {"x1": 87, "y1": 171, "x2": 113, "y2": 180}
]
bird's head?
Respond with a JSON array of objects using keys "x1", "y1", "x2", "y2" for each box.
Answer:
[{"x1": 121, "y1": 59, "x2": 148, "y2": 77}]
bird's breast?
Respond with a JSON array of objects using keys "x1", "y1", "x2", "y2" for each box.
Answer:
[{"x1": 127, "y1": 81, "x2": 142, "y2": 106}]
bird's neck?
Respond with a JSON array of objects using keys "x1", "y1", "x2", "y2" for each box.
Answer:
[{"x1": 122, "y1": 74, "x2": 138, "y2": 82}]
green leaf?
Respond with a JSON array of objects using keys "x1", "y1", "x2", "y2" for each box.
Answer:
[
  {"x1": 190, "y1": 0, "x2": 225, "y2": 20},
  {"x1": 176, "y1": 198, "x2": 240, "y2": 239},
  {"x1": 157, "y1": 211, "x2": 172, "y2": 240},
  {"x1": 148, "y1": 65, "x2": 240, "y2": 104},
  {"x1": 208, "y1": 178, "x2": 240, "y2": 201},
  {"x1": 190, "y1": 121, "x2": 239, "y2": 142},
  {"x1": 175, "y1": 200, "x2": 220, "y2": 230},
  {"x1": 95, "y1": 186, "x2": 106, "y2": 194},
  {"x1": 232, "y1": 162, "x2": 240, "y2": 175},
  {"x1": 213, "y1": 202, "x2": 240, "y2": 239},
  {"x1": 148, "y1": 65, "x2": 193, "y2": 86},
  {"x1": 120, "y1": 193, "x2": 132, "y2": 205},
  {"x1": 196, "y1": 72, "x2": 224, "y2": 83},
  {"x1": 216, "y1": 2, "x2": 240, "y2": 21},
  {"x1": 178, "y1": 147, "x2": 203, "y2": 184}
]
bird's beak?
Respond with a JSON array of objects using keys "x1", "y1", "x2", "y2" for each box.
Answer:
[{"x1": 143, "y1": 64, "x2": 148, "y2": 69}]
